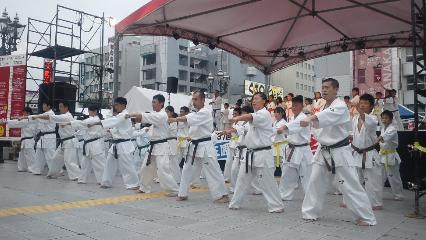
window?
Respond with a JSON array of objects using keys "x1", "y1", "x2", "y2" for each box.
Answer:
[
  {"x1": 304, "y1": 74, "x2": 307, "y2": 80},
  {"x1": 304, "y1": 63, "x2": 308, "y2": 69},
  {"x1": 312, "y1": 65, "x2": 314, "y2": 71},
  {"x1": 179, "y1": 70, "x2": 188, "y2": 81},
  {"x1": 304, "y1": 85, "x2": 307, "y2": 91},
  {"x1": 296, "y1": 83, "x2": 299, "y2": 89},
  {"x1": 142, "y1": 53, "x2": 156, "y2": 65},
  {"x1": 407, "y1": 75, "x2": 426, "y2": 90},
  {"x1": 358, "y1": 69, "x2": 366, "y2": 83},
  {"x1": 143, "y1": 68, "x2": 156, "y2": 80},
  {"x1": 178, "y1": 85, "x2": 187, "y2": 93},
  {"x1": 308, "y1": 64, "x2": 311, "y2": 70},
  {"x1": 179, "y1": 54, "x2": 188, "y2": 66},
  {"x1": 296, "y1": 72, "x2": 299, "y2": 78}
]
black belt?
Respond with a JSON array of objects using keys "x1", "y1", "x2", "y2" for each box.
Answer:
[
  {"x1": 146, "y1": 139, "x2": 168, "y2": 166},
  {"x1": 351, "y1": 143, "x2": 379, "y2": 169},
  {"x1": 237, "y1": 145, "x2": 247, "y2": 162},
  {"x1": 245, "y1": 146, "x2": 272, "y2": 173},
  {"x1": 21, "y1": 136, "x2": 33, "y2": 141},
  {"x1": 78, "y1": 139, "x2": 84, "y2": 142},
  {"x1": 137, "y1": 144, "x2": 150, "y2": 157},
  {"x1": 320, "y1": 137, "x2": 350, "y2": 174},
  {"x1": 390, "y1": 109, "x2": 399, "y2": 112},
  {"x1": 59, "y1": 136, "x2": 75, "y2": 147},
  {"x1": 34, "y1": 131, "x2": 56, "y2": 150},
  {"x1": 167, "y1": 137, "x2": 177, "y2": 141},
  {"x1": 186, "y1": 137, "x2": 212, "y2": 165},
  {"x1": 83, "y1": 137, "x2": 101, "y2": 156},
  {"x1": 286, "y1": 143, "x2": 309, "y2": 163},
  {"x1": 111, "y1": 139, "x2": 131, "y2": 159}
]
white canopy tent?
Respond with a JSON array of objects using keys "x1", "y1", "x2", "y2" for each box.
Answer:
[{"x1": 124, "y1": 86, "x2": 212, "y2": 113}]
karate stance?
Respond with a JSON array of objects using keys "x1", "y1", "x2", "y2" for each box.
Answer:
[
  {"x1": 300, "y1": 78, "x2": 376, "y2": 226},
  {"x1": 169, "y1": 90, "x2": 229, "y2": 203},
  {"x1": 228, "y1": 92, "x2": 284, "y2": 213}
]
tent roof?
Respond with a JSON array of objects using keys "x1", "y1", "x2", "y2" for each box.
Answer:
[{"x1": 116, "y1": 0, "x2": 418, "y2": 74}]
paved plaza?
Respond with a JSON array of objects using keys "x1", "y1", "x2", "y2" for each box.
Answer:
[{"x1": 0, "y1": 160, "x2": 425, "y2": 240}]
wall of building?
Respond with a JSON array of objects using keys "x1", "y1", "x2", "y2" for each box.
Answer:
[{"x1": 271, "y1": 60, "x2": 315, "y2": 98}]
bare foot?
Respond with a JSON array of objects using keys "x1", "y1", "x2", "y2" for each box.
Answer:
[
  {"x1": 214, "y1": 195, "x2": 230, "y2": 203},
  {"x1": 229, "y1": 206, "x2": 239, "y2": 210},
  {"x1": 127, "y1": 186, "x2": 139, "y2": 190},
  {"x1": 77, "y1": 181, "x2": 86, "y2": 184},
  {"x1": 339, "y1": 203, "x2": 347, "y2": 208},
  {"x1": 270, "y1": 208, "x2": 284, "y2": 213},
  {"x1": 372, "y1": 206, "x2": 383, "y2": 211},
  {"x1": 100, "y1": 185, "x2": 111, "y2": 189},
  {"x1": 176, "y1": 196, "x2": 188, "y2": 201},
  {"x1": 165, "y1": 192, "x2": 178, "y2": 197},
  {"x1": 356, "y1": 219, "x2": 372, "y2": 226},
  {"x1": 135, "y1": 189, "x2": 145, "y2": 194}
]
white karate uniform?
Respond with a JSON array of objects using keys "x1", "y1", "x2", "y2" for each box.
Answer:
[
  {"x1": 48, "y1": 112, "x2": 81, "y2": 180},
  {"x1": 352, "y1": 114, "x2": 383, "y2": 207},
  {"x1": 223, "y1": 121, "x2": 242, "y2": 182},
  {"x1": 132, "y1": 124, "x2": 150, "y2": 171},
  {"x1": 71, "y1": 116, "x2": 105, "y2": 184},
  {"x1": 176, "y1": 121, "x2": 189, "y2": 168},
  {"x1": 7, "y1": 119, "x2": 37, "y2": 172},
  {"x1": 383, "y1": 97, "x2": 403, "y2": 130},
  {"x1": 138, "y1": 110, "x2": 179, "y2": 193},
  {"x1": 272, "y1": 118, "x2": 287, "y2": 168},
  {"x1": 379, "y1": 125, "x2": 404, "y2": 200},
  {"x1": 101, "y1": 110, "x2": 139, "y2": 189},
  {"x1": 29, "y1": 110, "x2": 57, "y2": 176},
  {"x1": 302, "y1": 98, "x2": 376, "y2": 225},
  {"x1": 168, "y1": 122, "x2": 182, "y2": 184},
  {"x1": 178, "y1": 106, "x2": 228, "y2": 200},
  {"x1": 74, "y1": 129, "x2": 85, "y2": 167},
  {"x1": 212, "y1": 96, "x2": 222, "y2": 130},
  {"x1": 279, "y1": 112, "x2": 313, "y2": 200},
  {"x1": 229, "y1": 107, "x2": 284, "y2": 212},
  {"x1": 230, "y1": 121, "x2": 247, "y2": 191}
]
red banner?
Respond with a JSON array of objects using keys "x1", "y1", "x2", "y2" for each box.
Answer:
[
  {"x1": 374, "y1": 67, "x2": 382, "y2": 82},
  {"x1": 9, "y1": 65, "x2": 27, "y2": 137},
  {"x1": 0, "y1": 66, "x2": 10, "y2": 137}
]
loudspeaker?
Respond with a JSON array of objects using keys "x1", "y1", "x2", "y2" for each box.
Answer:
[
  {"x1": 167, "y1": 77, "x2": 178, "y2": 93},
  {"x1": 38, "y1": 82, "x2": 77, "y2": 114}
]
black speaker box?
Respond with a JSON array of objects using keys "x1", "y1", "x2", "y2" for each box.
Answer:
[
  {"x1": 38, "y1": 82, "x2": 77, "y2": 113},
  {"x1": 167, "y1": 77, "x2": 178, "y2": 93}
]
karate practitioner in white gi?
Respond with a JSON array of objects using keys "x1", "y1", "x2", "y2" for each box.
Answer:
[
  {"x1": 228, "y1": 92, "x2": 284, "y2": 213},
  {"x1": 210, "y1": 90, "x2": 222, "y2": 130},
  {"x1": 378, "y1": 110, "x2": 404, "y2": 201},
  {"x1": 271, "y1": 107, "x2": 288, "y2": 172},
  {"x1": 300, "y1": 78, "x2": 376, "y2": 226},
  {"x1": 70, "y1": 105, "x2": 106, "y2": 184},
  {"x1": 131, "y1": 123, "x2": 150, "y2": 171},
  {"x1": 165, "y1": 106, "x2": 182, "y2": 184},
  {"x1": 98, "y1": 97, "x2": 139, "y2": 190},
  {"x1": 277, "y1": 96, "x2": 313, "y2": 201},
  {"x1": 223, "y1": 107, "x2": 242, "y2": 184},
  {"x1": 350, "y1": 94, "x2": 383, "y2": 210},
  {"x1": 169, "y1": 90, "x2": 229, "y2": 203},
  {"x1": 28, "y1": 101, "x2": 57, "y2": 176},
  {"x1": 176, "y1": 106, "x2": 190, "y2": 170},
  {"x1": 128, "y1": 94, "x2": 179, "y2": 196},
  {"x1": 6, "y1": 107, "x2": 37, "y2": 172},
  {"x1": 31, "y1": 101, "x2": 81, "y2": 180}
]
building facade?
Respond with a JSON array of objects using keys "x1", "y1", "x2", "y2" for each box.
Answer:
[{"x1": 270, "y1": 59, "x2": 316, "y2": 98}]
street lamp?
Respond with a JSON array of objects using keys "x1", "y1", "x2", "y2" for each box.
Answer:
[
  {"x1": 207, "y1": 70, "x2": 230, "y2": 96},
  {"x1": 0, "y1": 9, "x2": 25, "y2": 56}
]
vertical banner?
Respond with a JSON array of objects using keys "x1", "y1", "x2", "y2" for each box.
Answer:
[
  {"x1": 374, "y1": 67, "x2": 382, "y2": 82},
  {"x1": 0, "y1": 54, "x2": 26, "y2": 138},
  {"x1": 10, "y1": 65, "x2": 27, "y2": 137},
  {"x1": 0, "y1": 66, "x2": 10, "y2": 137}
]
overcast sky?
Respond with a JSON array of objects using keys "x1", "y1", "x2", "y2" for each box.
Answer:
[{"x1": 4, "y1": 0, "x2": 150, "y2": 53}]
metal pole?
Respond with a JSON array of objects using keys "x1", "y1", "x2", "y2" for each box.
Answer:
[
  {"x1": 112, "y1": 31, "x2": 120, "y2": 100},
  {"x1": 99, "y1": 12, "x2": 105, "y2": 109}
]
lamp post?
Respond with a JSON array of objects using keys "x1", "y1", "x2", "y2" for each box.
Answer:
[
  {"x1": 0, "y1": 9, "x2": 25, "y2": 56},
  {"x1": 207, "y1": 69, "x2": 230, "y2": 98}
]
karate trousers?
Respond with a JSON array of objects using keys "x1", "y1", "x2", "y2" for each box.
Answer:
[
  {"x1": 101, "y1": 152, "x2": 139, "y2": 189},
  {"x1": 229, "y1": 163, "x2": 284, "y2": 212},
  {"x1": 358, "y1": 163, "x2": 383, "y2": 207},
  {"x1": 78, "y1": 146, "x2": 105, "y2": 184},
  {"x1": 33, "y1": 147, "x2": 57, "y2": 176},
  {"x1": 17, "y1": 148, "x2": 35, "y2": 172},
  {"x1": 279, "y1": 162, "x2": 312, "y2": 201},
  {"x1": 302, "y1": 163, "x2": 377, "y2": 225},
  {"x1": 382, "y1": 163, "x2": 404, "y2": 200},
  {"x1": 139, "y1": 155, "x2": 179, "y2": 193},
  {"x1": 179, "y1": 152, "x2": 228, "y2": 200},
  {"x1": 52, "y1": 146, "x2": 81, "y2": 180}
]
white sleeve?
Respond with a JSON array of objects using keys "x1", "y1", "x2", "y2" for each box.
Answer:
[
  {"x1": 50, "y1": 114, "x2": 72, "y2": 123},
  {"x1": 101, "y1": 114, "x2": 124, "y2": 129},
  {"x1": 7, "y1": 119, "x2": 28, "y2": 128},
  {"x1": 186, "y1": 110, "x2": 211, "y2": 127},
  {"x1": 142, "y1": 112, "x2": 165, "y2": 125},
  {"x1": 364, "y1": 114, "x2": 378, "y2": 131},
  {"x1": 251, "y1": 112, "x2": 268, "y2": 127},
  {"x1": 70, "y1": 120, "x2": 88, "y2": 130},
  {"x1": 382, "y1": 127, "x2": 397, "y2": 142},
  {"x1": 316, "y1": 104, "x2": 349, "y2": 128},
  {"x1": 285, "y1": 118, "x2": 303, "y2": 135}
]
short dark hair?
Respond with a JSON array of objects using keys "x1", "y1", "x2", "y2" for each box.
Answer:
[
  {"x1": 344, "y1": 96, "x2": 350, "y2": 100},
  {"x1": 381, "y1": 110, "x2": 394, "y2": 120},
  {"x1": 193, "y1": 90, "x2": 205, "y2": 99},
  {"x1": 165, "y1": 105, "x2": 174, "y2": 113},
  {"x1": 58, "y1": 101, "x2": 70, "y2": 109},
  {"x1": 292, "y1": 96, "x2": 304, "y2": 105},
  {"x1": 233, "y1": 107, "x2": 242, "y2": 115},
  {"x1": 391, "y1": 89, "x2": 397, "y2": 94},
  {"x1": 352, "y1": 87, "x2": 360, "y2": 93},
  {"x1": 241, "y1": 105, "x2": 254, "y2": 114},
  {"x1": 88, "y1": 105, "x2": 99, "y2": 112},
  {"x1": 360, "y1": 93, "x2": 375, "y2": 107},
  {"x1": 42, "y1": 101, "x2": 51, "y2": 107},
  {"x1": 253, "y1": 92, "x2": 267, "y2": 102},
  {"x1": 180, "y1": 106, "x2": 190, "y2": 113},
  {"x1": 114, "y1": 97, "x2": 127, "y2": 105},
  {"x1": 277, "y1": 96, "x2": 283, "y2": 103},
  {"x1": 224, "y1": 103, "x2": 229, "y2": 107},
  {"x1": 274, "y1": 107, "x2": 287, "y2": 121},
  {"x1": 376, "y1": 92, "x2": 383, "y2": 96},
  {"x1": 305, "y1": 98, "x2": 313, "y2": 105},
  {"x1": 288, "y1": 93, "x2": 294, "y2": 97},
  {"x1": 153, "y1": 94, "x2": 165, "y2": 107},
  {"x1": 24, "y1": 107, "x2": 33, "y2": 115},
  {"x1": 322, "y1": 78, "x2": 339, "y2": 88}
]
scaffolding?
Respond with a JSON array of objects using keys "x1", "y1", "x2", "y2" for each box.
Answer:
[{"x1": 25, "y1": 5, "x2": 107, "y2": 112}]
